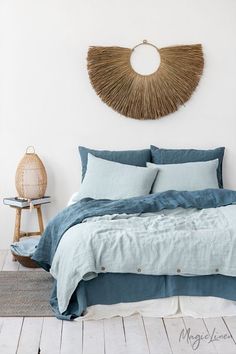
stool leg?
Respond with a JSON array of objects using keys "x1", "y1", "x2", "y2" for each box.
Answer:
[
  {"x1": 13, "y1": 208, "x2": 21, "y2": 261},
  {"x1": 14, "y1": 208, "x2": 21, "y2": 243},
  {"x1": 37, "y1": 206, "x2": 44, "y2": 234}
]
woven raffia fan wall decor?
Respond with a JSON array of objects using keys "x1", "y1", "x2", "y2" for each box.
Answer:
[{"x1": 87, "y1": 40, "x2": 204, "y2": 120}]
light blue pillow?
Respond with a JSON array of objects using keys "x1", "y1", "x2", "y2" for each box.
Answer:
[
  {"x1": 77, "y1": 154, "x2": 158, "y2": 200},
  {"x1": 79, "y1": 146, "x2": 151, "y2": 180},
  {"x1": 150, "y1": 145, "x2": 225, "y2": 188},
  {"x1": 147, "y1": 159, "x2": 219, "y2": 193}
]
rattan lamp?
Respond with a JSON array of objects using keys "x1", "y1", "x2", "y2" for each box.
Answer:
[{"x1": 15, "y1": 146, "x2": 47, "y2": 199}]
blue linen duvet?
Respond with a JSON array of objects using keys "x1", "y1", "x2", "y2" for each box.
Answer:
[{"x1": 32, "y1": 189, "x2": 236, "y2": 318}]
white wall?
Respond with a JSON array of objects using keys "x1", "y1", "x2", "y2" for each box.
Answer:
[{"x1": 0, "y1": 0, "x2": 236, "y2": 248}]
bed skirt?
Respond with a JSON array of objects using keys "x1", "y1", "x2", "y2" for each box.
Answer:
[{"x1": 50, "y1": 273, "x2": 236, "y2": 320}]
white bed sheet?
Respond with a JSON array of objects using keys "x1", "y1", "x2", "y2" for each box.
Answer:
[{"x1": 77, "y1": 296, "x2": 236, "y2": 321}]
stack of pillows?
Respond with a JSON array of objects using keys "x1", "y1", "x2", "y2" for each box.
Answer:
[{"x1": 72, "y1": 145, "x2": 225, "y2": 201}]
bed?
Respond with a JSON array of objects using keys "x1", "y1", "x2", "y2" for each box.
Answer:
[{"x1": 31, "y1": 145, "x2": 236, "y2": 320}]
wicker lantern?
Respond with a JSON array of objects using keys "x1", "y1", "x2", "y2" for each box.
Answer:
[{"x1": 15, "y1": 146, "x2": 47, "y2": 199}]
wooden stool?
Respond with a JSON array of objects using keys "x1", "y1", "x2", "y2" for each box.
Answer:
[
  {"x1": 12, "y1": 204, "x2": 44, "y2": 242},
  {"x1": 11, "y1": 204, "x2": 45, "y2": 261}
]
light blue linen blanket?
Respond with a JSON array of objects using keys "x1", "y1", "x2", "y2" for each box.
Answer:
[
  {"x1": 51, "y1": 205, "x2": 236, "y2": 313},
  {"x1": 32, "y1": 189, "x2": 236, "y2": 271},
  {"x1": 31, "y1": 189, "x2": 236, "y2": 313}
]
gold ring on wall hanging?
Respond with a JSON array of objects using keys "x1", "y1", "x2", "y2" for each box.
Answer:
[{"x1": 87, "y1": 40, "x2": 204, "y2": 120}]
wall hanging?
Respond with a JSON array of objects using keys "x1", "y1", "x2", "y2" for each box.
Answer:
[
  {"x1": 87, "y1": 40, "x2": 204, "y2": 120},
  {"x1": 15, "y1": 146, "x2": 47, "y2": 199}
]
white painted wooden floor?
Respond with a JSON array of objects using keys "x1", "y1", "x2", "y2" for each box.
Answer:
[{"x1": 1, "y1": 249, "x2": 236, "y2": 354}]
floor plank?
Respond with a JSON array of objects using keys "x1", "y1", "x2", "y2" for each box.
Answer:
[
  {"x1": 2, "y1": 250, "x2": 20, "y2": 271},
  {"x1": 17, "y1": 317, "x2": 43, "y2": 354},
  {"x1": 183, "y1": 317, "x2": 216, "y2": 354},
  {"x1": 164, "y1": 318, "x2": 194, "y2": 354},
  {"x1": 143, "y1": 317, "x2": 172, "y2": 354},
  {"x1": 0, "y1": 318, "x2": 4, "y2": 336},
  {"x1": 60, "y1": 320, "x2": 83, "y2": 354},
  {"x1": 123, "y1": 314, "x2": 149, "y2": 354},
  {"x1": 104, "y1": 316, "x2": 126, "y2": 354},
  {"x1": 223, "y1": 316, "x2": 236, "y2": 343},
  {"x1": 39, "y1": 317, "x2": 62, "y2": 354},
  {"x1": 0, "y1": 250, "x2": 7, "y2": 270},
  {"x1": 0, "y1": 317, "x2": 23, "y2": 354},
  {"x1": 83, "y1": 319, "x2": 104, "y2": 354},
  {"x1": 204, "y1": 317, "x2": 236, "y2": 354}
]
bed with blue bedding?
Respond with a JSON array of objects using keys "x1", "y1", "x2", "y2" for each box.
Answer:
[{"x1": 32, "y1": 189, "x2": 236, "y2": 320}]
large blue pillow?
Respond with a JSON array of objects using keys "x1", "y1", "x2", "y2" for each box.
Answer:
[
  {"x1": 79, "y1": 146, "x2": 151, "y2": 179},
  {"x1": 150, "y1": 146, "x2": 225, "y2": 188}
]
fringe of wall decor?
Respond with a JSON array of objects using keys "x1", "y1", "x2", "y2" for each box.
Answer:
[{"x1": 87, "y1": 44, "x2": 204, "y2": 120}]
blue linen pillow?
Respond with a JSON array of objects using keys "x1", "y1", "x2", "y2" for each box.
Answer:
[
  {"x1": 147, "y1": 160, "x2": 219, "y2": 193},
  {"x1": 79, "y1": 146, "x2": 151, "y2": 180},
  {"x1": 77, "y1": 154, "x2": 158, "y2": 200},
  {"x1": 150, "y1": 145, "x2": 225, "y2": 188}
]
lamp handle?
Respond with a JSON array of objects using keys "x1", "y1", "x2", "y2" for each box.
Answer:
[{"x1": 26, "y1": 146, "x2": 35, "y2": 154}]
